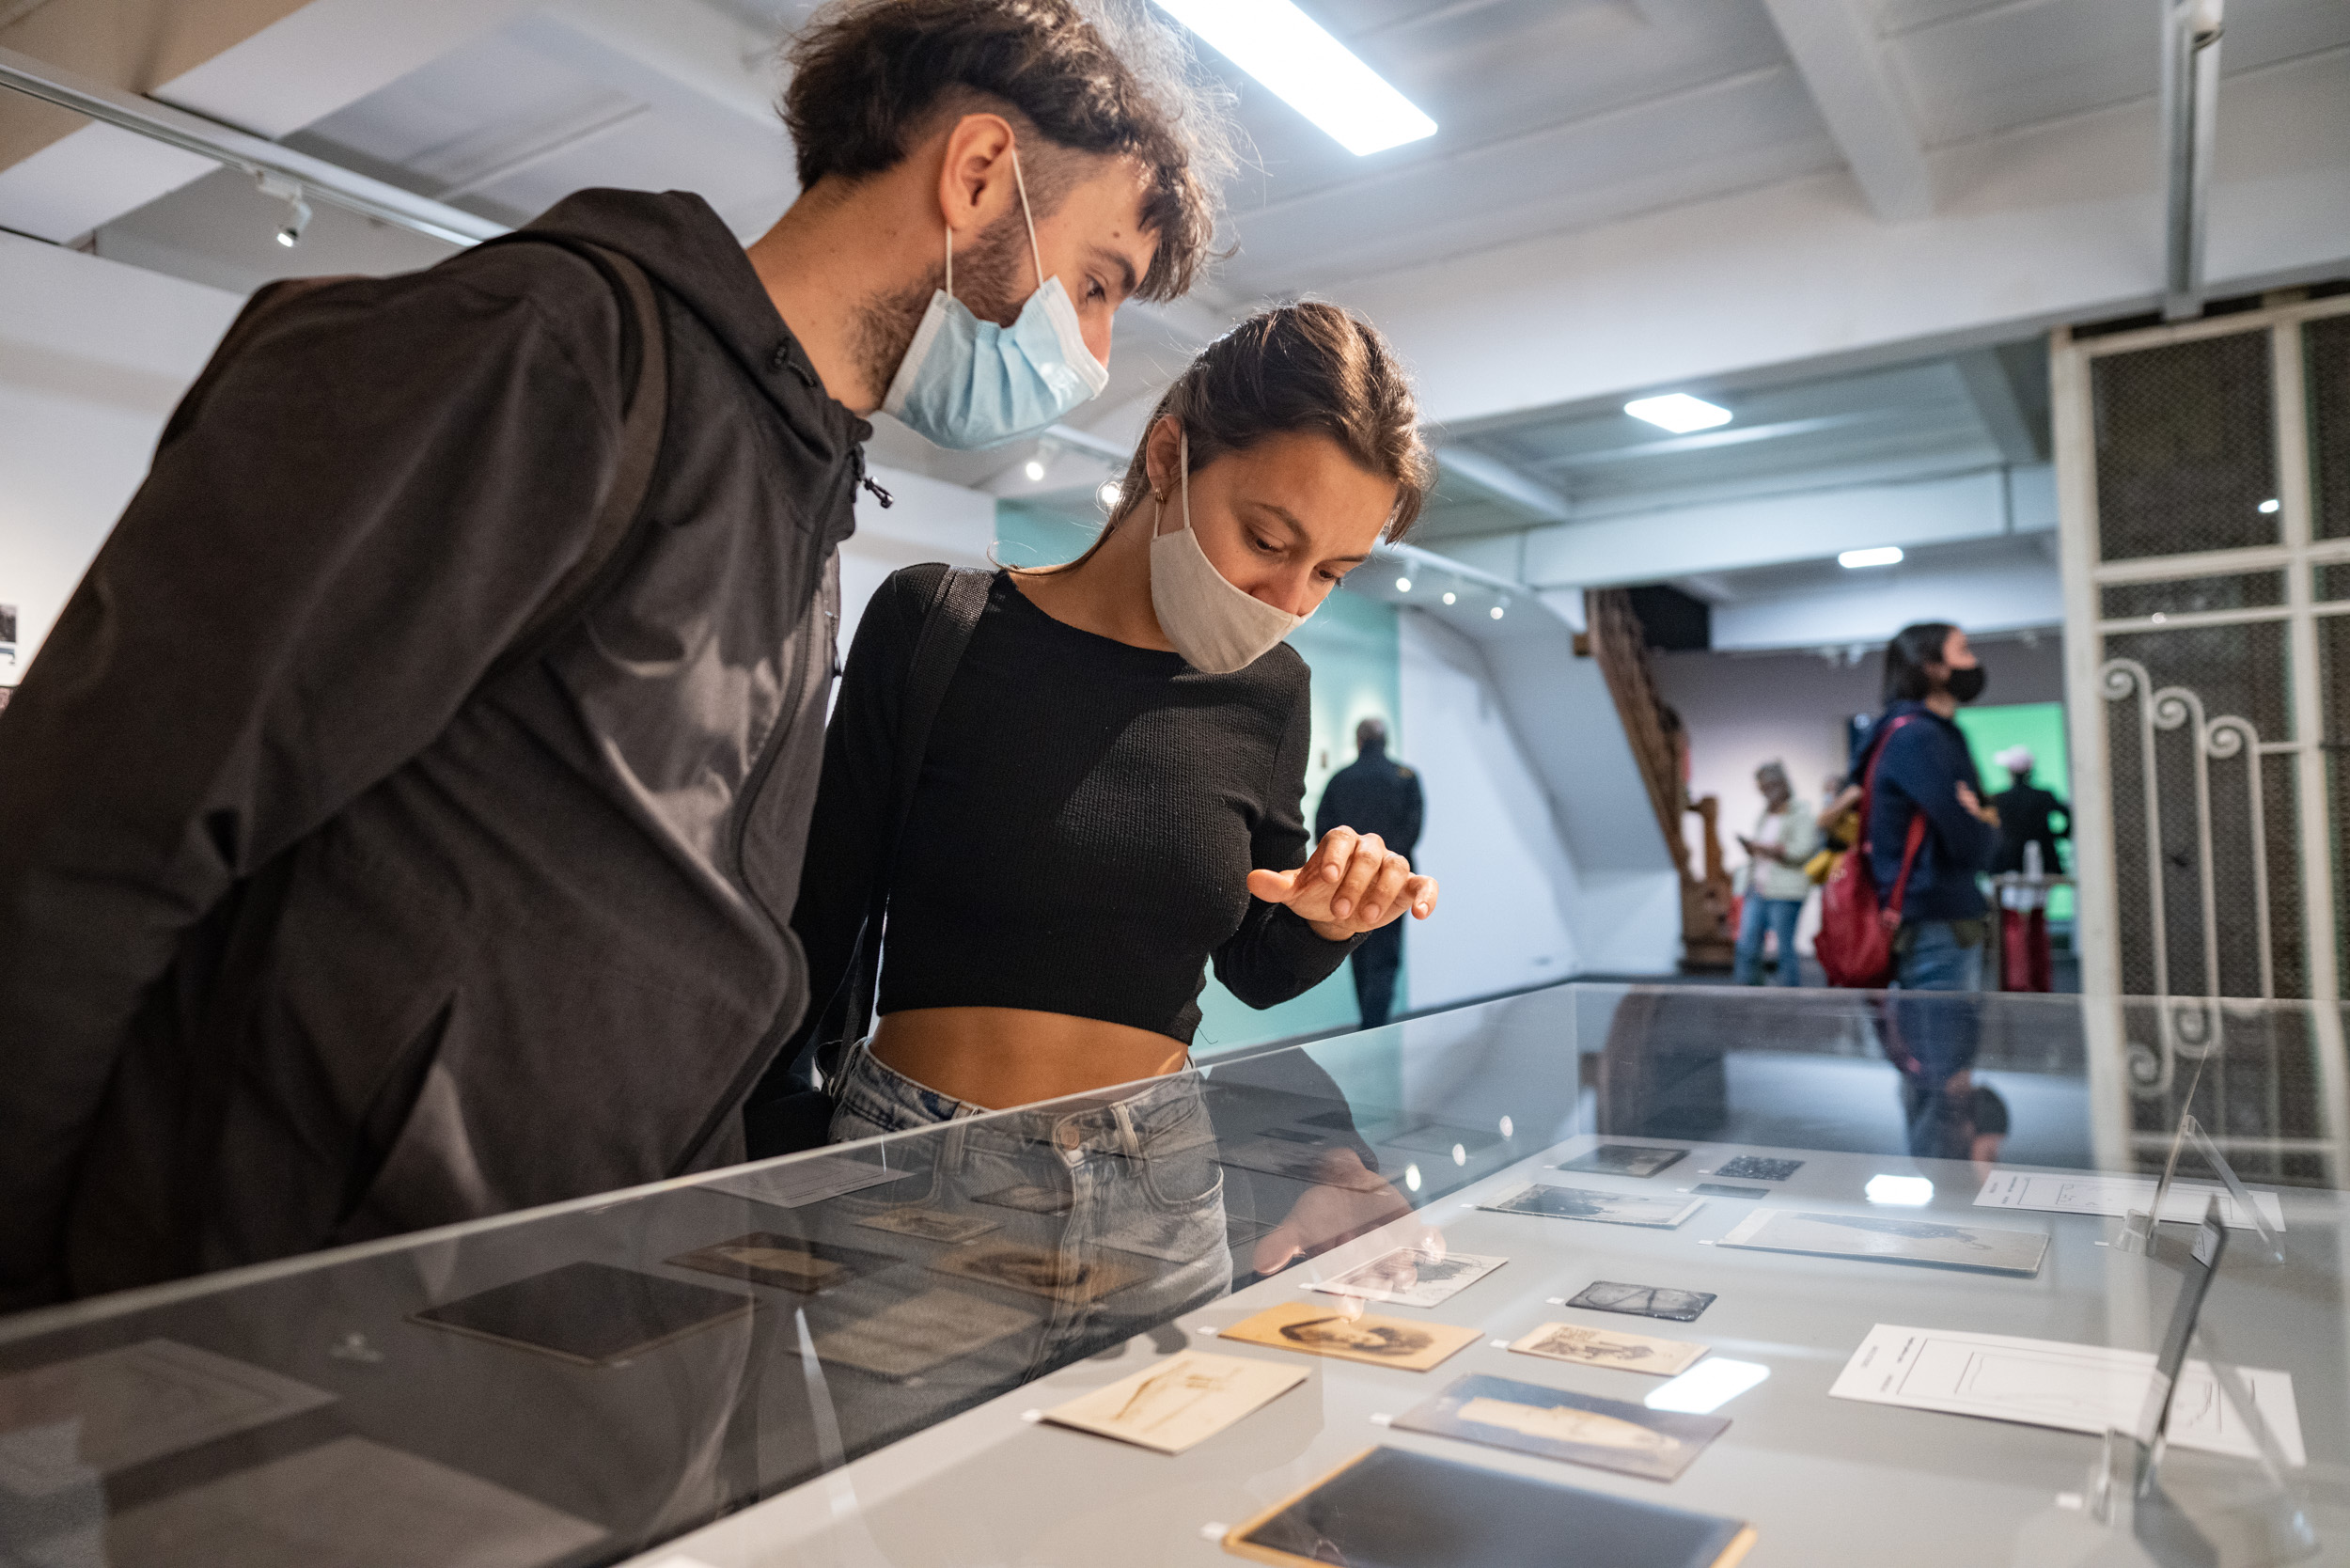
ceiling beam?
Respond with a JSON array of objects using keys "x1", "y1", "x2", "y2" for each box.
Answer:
[
  {"x1": 1950, "y1": 349, "x2": 2044, "y2": 466},
  {"x1": 1436, "y1": 447, "x2": 1572, "y2": 524},
  {"x1": 1756, "y1": 0, "x2": 1931, "y2": 222}
]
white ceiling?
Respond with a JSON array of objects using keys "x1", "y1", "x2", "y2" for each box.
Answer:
[{"x1": 12, "y1": 0, "x2": 2350, "y2": 600}]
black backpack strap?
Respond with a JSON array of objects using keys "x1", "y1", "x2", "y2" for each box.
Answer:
[
  {"x1": 476, "y1": 237, "x2": 667, "y2": 683},
  {"x1": 807, "y1": 566, "x2": 992, "y2": 1086}
]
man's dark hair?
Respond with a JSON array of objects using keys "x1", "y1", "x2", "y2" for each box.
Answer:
[
  {"x1": 1883, "y1": 621, "x2": 1958, "y2": 705},
  {"x1": 782, "y1": 0, "x2": 1234, "y2": 301}
]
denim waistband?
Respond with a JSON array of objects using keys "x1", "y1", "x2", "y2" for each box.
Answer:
[{"x1": 834, "y1": 1041, "x2": 1213, "y2": 1163}]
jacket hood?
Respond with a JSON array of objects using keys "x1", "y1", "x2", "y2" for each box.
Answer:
[{"x1": 521, "y1": 188, "x2": 870, "y2": 453}]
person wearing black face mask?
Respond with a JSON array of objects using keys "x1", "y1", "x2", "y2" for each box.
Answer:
[{"x1": 1854, "y1": 621, "x2": 2000, "y2": 1158}]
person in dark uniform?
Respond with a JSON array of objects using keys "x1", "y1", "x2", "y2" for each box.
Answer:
[
  {"x1": 1316, "y1": 718, "x2": 1425, "y2": 1027},
  {"x1": 1988, "y1": 745, "x2": 2069, "y2": 875}
]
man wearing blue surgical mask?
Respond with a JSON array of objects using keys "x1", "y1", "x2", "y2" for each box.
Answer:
[{"x1": 0, "y1": 0, "x2": 1234, "y2": 1308}]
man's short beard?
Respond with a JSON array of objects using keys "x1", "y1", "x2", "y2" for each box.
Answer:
[{"x1": 854, "y1": 212, "x2": 1034, "y2": 401}]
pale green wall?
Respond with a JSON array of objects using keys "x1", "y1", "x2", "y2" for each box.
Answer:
[
  {"x1": 994, "y1": 500, "x2": 1404, "y2": 1051},
  {"x1": 1952, "y1": 699, "x2": 2074, "y2": 920}
]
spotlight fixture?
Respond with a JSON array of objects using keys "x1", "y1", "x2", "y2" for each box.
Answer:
[
  {"x1": 1097, "y1": 480, "x2": 1122, "y2": 509},
  {"x1": 1395, "y1": 576, "x2": 1412, "y2": 592},
  {"x1": 1624, "y1": 393, "x2": 1731, "y2": 433},
  {"x1": 258, "y1": 172, "x2": 311, "y2": 249},
  {"x1": 1024, "y1": 458, "x2": 1046, "y2": 482},
  {"x1": 2259, "y1": 498, "x2": 2280, "y2": 513},
  {"x1": 1489, "y1": 605, "x2": 1504, "y2": 620},
  {"x1": 1442, "y1": 591, "x2": 1456, "y2": 605},
  {"x1": 1839, "y1": 546, "x2": 1904, "y2": 570}
]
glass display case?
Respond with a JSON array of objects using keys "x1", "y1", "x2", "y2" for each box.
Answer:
[{"x1": 2, "y1": 983, "x2": 2342, "y2": 1567}]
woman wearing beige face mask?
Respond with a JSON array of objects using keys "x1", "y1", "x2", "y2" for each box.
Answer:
[{"x1": 746, "y1": 304, "x2": 1438, "y2": 1279}]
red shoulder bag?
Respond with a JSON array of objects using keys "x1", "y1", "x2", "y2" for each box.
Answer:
[{"x1": 1817, "y1": 716, "x2": 1928, "y2": 989}]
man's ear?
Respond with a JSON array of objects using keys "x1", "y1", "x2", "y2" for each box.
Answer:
[{"x1": 936, "y1": 112, "x2": 1017, "y2": 242}]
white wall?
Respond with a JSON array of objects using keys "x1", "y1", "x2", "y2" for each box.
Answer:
[
  {"x1": 833, "y1": 462, "x2": 998, "y2": 661},
  {"x1": 1399, "y1": 610, "x2": 1681, "y2": 994},
  {"x1": 0, "y1": 233, "x2": 243, "y2": 685}
]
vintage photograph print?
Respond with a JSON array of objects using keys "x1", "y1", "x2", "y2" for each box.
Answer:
[
  {"x1": 1042, "y1": 1351, "x2": 1307, "y2": 1454},
  {"x1": 1480, "y1": 1184, "x2": 1702, "y2": 1229},
  {"x1": 854, "y1": 1206, "x2": 1001, "y2": 1246},
  {"x1": 666, "y1": 1232, "x2": 901, "y2": 1294},
  {"x1": 970, "y1": 1182, "x2": 1072, "y2": 1215},
  {"x1": 1714, "y1": 1156, "x2": 1803, "y2": 1183},
  {"x1": 1718, "y1": 1210, "x2": 2048, "y2": 1277},
  {"x1": 1312, "y1": 1247, "x2": 1506, "y2": 1309},
  {"x1": 1693, "y1": 1184, "x2": 1768, "y2": 1199},
  {"x1": 1565, "y1": 1280, "x2": 1718, "y2": 1324},
  {"x1": 1220, "y1": 1301, "x2": 1480, "y2": 1372},
  {"x1": 1559, "y1": 1145, "x2": 1688, "y2": 1179},
  {"x1": 411, "y1": 1262, "x2": 751, "y2": 1367},
  {"x1": 812, "y1": 1288, "x2": 1036, "y2": 1379},
  {"x1": 1509, "y1": 1321, "x2": 1708, "y2": 1377},
  {"x1": 930, "y1": 1242, "x2": 1152, "y2": 1304},
  {"x1": 1395, "y1": 1372, "x2": 1731, "y2": 1482}
]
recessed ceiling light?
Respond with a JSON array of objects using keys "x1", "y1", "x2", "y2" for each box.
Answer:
[
  {"x1": 1489, "y1": 605, "x2": 1504, "y2": 620},
  {"x1": 1442, "y1": 591, "x2": 1456, "y2": 605},
  {"x1": 1404, "y1": 1163, "x2": 1422, "y2": 1192},
  {"x1": 2259, "y1": 498, "x2": 2280, "y2": 513},
  {"x1": 1395, "y1": 576, "x2": 1412, "y2": 592},
  {"x1": 1865, "y1": 1174, "x2": 1935, "y2": 1206},
  {"x1": 1152, "y1": 1, "x2": 1436, "y2": 156},
  {"x1": 1097, "y1": 481, "x2": 1121, "y2": 508},
  {"x1": 1023, "y1": 458, "x2": 1046, "y2": 482},
  {"x1": 1624, "y1": 393, "x2": 1731, "y2": 433},
  {"x1": 1840, "y1": 546, "x2": 1904, "y2": 569}
]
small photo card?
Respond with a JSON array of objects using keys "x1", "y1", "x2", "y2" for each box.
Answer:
[
  {"x1": 1565, "y1": 1280, "x2": 1717, "y2": 1324},
  {"x1": 1311, "y1": 1248, "x2": 1505, "y2": 1309},
  {"x1": 1509, "y1": 1321, "x2": 1708, "y2": 1377},
  {"x1": 1042, "y1": 1351, "x2": 1307, "y2": 1454},
  {"x1": 1220, "y1": 1301, "x2": 1480, "y2": 1372},
  {"x1": 1559, "y1": 1145, "x2": 1688, "y2": 1179}
]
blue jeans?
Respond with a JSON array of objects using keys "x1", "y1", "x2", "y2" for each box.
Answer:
[
  {"x1": 1888, "y1": 920, "x2": 1985, "y2": 1159},
  {"x1": 1734, "y1": 897, "x2": 1805, "y2": 986}
]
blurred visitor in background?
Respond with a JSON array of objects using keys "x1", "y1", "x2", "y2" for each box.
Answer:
[
  {"x1": 1733, "y1": 760, "x2": 1818, "y2": 987},
  {"x1": 1317, "y1": 717, "x2": 1424, "y2": 1027},
  {"x1": 1860, "y1": 621, "x2": 2000, "y2": 1158},
  {"x1": 1989, "y1": 745, "x2": 2068, "y2": 877}
]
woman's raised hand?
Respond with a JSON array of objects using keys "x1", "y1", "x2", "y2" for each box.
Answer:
[{"x1": 1247, "y1": 827, "x2": 1439, "y2": 943}]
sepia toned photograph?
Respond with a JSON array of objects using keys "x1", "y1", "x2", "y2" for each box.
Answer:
[
  {"x1": 812, "y1": 1289, "x2": 1037, "y2": 1380},
  {"x1": 1312, "y1": 1247, "x2": 1505, "y2": 1309},
  {"x1": 1042, "y1": 1351, "x2": 1307, "y2": 1454},
  {"x1": 1559, "y1": 1144, "x2": 1688, "y2": 1179},
  {"x1": 1395, "y1": 1373, "x2": 1731, "y2": 1482},
  {"x1": 1714, "y1": 1156, "x2": 1804, "y2": 1183},
  {"x1": 854, "y1": 1206, "x2": 1002, "y2": 1246},
  {"x1": 930, "y1": 1242, "x2": 1152, "y2": 1303},
  {"x1": 971, "y1": 1182, "x2": 1072, "y2": 1215},
  {"x1": 1219, "y1": 1301, "x2": 1480, "y2": 1372},
  {"x1": 665, "y1": 1232, "x2": 901, "y2": 1294},
  {"x1": 1565, "y1": 1280, "x2": 1718, "y2": 1324},
  {"x1": 1718, "y1": 1209, "x2": 2048, "y2": 1276},
  {"x1": 1480, "y1": 1184, "x2": 1703, "y2": 1229},
  {"x1": 410, "y1": 1262, "x2": 751, "y2": 1367},
  {"x1": 1509, "y1": 1321, "x2": 1708, "y2": 1377}
]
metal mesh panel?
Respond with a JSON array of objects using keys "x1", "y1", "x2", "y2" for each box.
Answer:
[
  {"x1": 2323, "y1": 616, "x2": 2350, "y2": 990},
  {"x1": 2123, "y1": 1002, "x2": 2328, "y2": 1185},
  {"x1": 2316, "y1": 563, "x2": 2350, "y2": 602},
  {"x1": 2100, "y1": 572, "x2": 2285, "y2": 619},
  {"x1": 2092, "y1": 331, "x2": 2278, "y2": 561},
  {"x1": 2103, "y1": 623, "x2": 2298, "y2": 999},
  {"x1": 2311, "y1": 316, "x2": 2350, "y2": 541}
]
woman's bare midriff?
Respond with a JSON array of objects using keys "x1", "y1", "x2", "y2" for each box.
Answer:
[{"x1": 869, "y1": 1007, "x2": 1191, "y2": 1110}]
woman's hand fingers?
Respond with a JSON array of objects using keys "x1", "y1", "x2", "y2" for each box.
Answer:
[
  {"x1": 1328, "y1": 832, "x2": 1386, "y2": 920},
  {"x1": 1355, "y1": 854, "x2": 1413, "y2": 927},
  {"x1": 1246, "y1": 866, "x2": 1299, "y2": 902}
]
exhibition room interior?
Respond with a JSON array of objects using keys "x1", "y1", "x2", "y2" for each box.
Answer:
[{"x1": 3, "y1": 2, "x2": 2350, "y2": 1566}]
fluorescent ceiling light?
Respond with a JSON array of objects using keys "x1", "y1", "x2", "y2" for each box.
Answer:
[
  {"x1": 2259, "y1": 498, "x2": 2280, "y2": 513},
  {"x1": 1623, "y1": 393, "x2": 1731, "y2": 433},
  {"x1": 1865, "y1": 1174, "x2": 1935, "y2": 1206},
  {"x1": 1840, "y1": 546, "x2": 1904, "y2": 570},
  {"x1": 1152, "y1": 1, "x2": 1436, "y2": 156},
  {"x1": 1647, "y1": 1359, "x2": 1770, "y2": 1415}
]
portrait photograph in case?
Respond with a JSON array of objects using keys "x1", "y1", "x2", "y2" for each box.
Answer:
[
  {"x1": 1713, "y1": 1156, "x2": 1803, "y2": 1183},
  {"x1": 1394, "y1": 1372, "x2": 1732, "y2": 1482},
  {"x1": 1311, "y1": 1247, "x2": 1506, "y2": 1309},
  {"x1": 665, "y1": 1232, "x2": 901, "y2": 1294},
  {"x1": 1559, "y1": 1145, "x2": 1688, "y2": 1179},
  {"x1": 410, "y1": 1262, "x2": 752, "y2": 1367},
  {"x1": 1219, "y1": 1301, "x2": 1480, "y2": 1372},
  {"x1": 854, "y1": 1207, "x2": 1001, "y2": 1246},
  {"x1": 930, "y1": 1242, "x2": 1152, "y2": 1304},
  {"x1": 1480, "y1": 1184, "x2": 1702, "y2": 1229},
  {"x1": 1221, "y1": 1446, "x2": 1758, "y2": 1568},
  {"x1": 1565, "y1": 1280, "x2": 1718, "y2": 1323},
  {"x1": 1510, "y1": 1321, "x2": 1708, "y2": 1377}
]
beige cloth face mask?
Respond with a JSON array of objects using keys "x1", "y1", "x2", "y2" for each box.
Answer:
[{"x1": 1147, "y1": 430, "x2": 1312, "y2": 674}]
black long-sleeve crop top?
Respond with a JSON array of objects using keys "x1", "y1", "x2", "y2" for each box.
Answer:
[{"x1": 788, "y1": 565, "x2": 1358, "y2": 1047}]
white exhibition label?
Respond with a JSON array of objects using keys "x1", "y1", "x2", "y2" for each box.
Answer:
[
  {"x1": 1830, "y1": 1324, "x2": 2304, "y2": 1467},
  {"x1": 1972, "y1": 1169, "x2": 2285, "y2": 1232}
]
